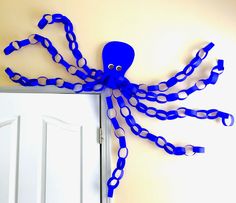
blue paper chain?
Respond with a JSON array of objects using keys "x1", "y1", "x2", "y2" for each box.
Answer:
[
  {"x1": 106, "y1": 94, "x2": 128, "y2": 197},
  {"x1": 123, "y1": 89, "x2": 234, "y2": 126},
  {"x1": 4, "y1": 34, "x2": 96, "y2": 82},
  {"x1": 118, "y1": 65, "x2": 234, "y2": 126},
  {"x1": 5, "y1": 68, "x2": 104, "y2": 92},
  {"x1": 38, "y1": 13, "x2": 103, "y2": 79},
  {"x1": 112, "y1": 90, "x2": 205, "y2": 155},
  {"x1": 133, "y1": 59, "x2": 225, "y2": 104},
  {"x1": 144, "y1": 42, "x2": 215, "y2": 92}
]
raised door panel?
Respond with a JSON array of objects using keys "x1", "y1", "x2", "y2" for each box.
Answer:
[
  {"x1": 0, "y1": 117, "x2": 20, "y2": 203},
  {"x1": 42, "y1": 117, "x2": 83, "y2": 203}
]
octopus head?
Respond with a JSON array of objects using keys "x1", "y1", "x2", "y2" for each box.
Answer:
[{"x1": 102, "y1": 41, "x2": 135, "y2": 78}]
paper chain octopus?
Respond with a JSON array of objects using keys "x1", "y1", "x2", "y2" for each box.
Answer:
[{"x1": 3, "y1": 13, "x2": 234, "y2": 197}]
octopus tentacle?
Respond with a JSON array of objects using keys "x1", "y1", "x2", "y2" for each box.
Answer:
[
  {"x1": 120, "y1": 83, "x2": 234, "y2": 126},
  {"x1": 4, "y1": 34, "x2": 94, "y2": 82},
  {"x1": 38, "y1": 13, "x2": 103, "y2": 79},
  {"x1": 105, "y1": 92, "x2": 128, "y2": 198},
  {"x1": 5, "y1": 67, "x2": 103, "y2": 92},
  {"x1": 131, "y1": 59, "x2": 224, "y2": 104},
  {"x1": 113, "y1": 90, "x2": 205, "y2": 155},
  {"x1": 144, "y1": 42, "x2": 215, "y2": 92}
]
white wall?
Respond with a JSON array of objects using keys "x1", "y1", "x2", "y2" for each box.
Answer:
[{"x1": 0, "y1": 1, "x2": 236, "y2": 202}]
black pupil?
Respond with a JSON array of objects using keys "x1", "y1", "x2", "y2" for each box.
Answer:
[
  {"x1": 116, "y1": 66, "x2": 122, "y2": 71},
  {"x1": 108, "y1": 64, "x2": 114, "y2": 69}
]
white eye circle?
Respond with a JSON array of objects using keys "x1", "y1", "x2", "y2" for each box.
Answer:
[
  {"x1": 116, "y1": 65, "x2": 122, "y2": 71},
  {"x1": 108, "y1": 64, "x2": 114, "y2": 69}
]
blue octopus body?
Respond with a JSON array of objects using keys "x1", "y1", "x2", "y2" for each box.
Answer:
[
  {"x1": 102, "y1": 41, "x2": 135, "y2": 89},
  {"x1": 3, "y1": 13, "x2": 234, "y2": 198}
]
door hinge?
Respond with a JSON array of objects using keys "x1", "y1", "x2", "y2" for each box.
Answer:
[{"x1": 98, "y1": 127, "x2": 104, "y2": 144}]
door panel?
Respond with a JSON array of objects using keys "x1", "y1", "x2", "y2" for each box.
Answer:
[
  {"x1": 0, "y1": 117, "x2": 19, "y2": 203},
  {"x1": 43, "y1": 117, "x2": 82, "y2": 203},
  {"x1": 0, "y1": 93, "x2": 100, "y2": 203}
]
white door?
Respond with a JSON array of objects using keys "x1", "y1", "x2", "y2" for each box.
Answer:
[{"x1": 0, "y1": 92, "x2": 101, "y2": 203}]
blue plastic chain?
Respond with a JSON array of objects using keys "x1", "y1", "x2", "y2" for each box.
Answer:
[{"x1": 3, "y1": 13, "x2": 234, "y2": 198}]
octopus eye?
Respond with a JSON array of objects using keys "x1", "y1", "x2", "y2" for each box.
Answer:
[
  {"x1": 116, "y1": 65, "x2": 122, "y2": 71},
  {"x1": 108, "y1": 64, "x2": 114, "y2": 69}
]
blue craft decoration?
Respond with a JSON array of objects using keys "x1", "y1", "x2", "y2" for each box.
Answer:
[{"x1": 3, "y1": 13, "x2": 234, "y2": 198}]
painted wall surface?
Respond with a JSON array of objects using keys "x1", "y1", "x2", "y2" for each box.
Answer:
[{"x1": 0, "y1": 1, "x2": 236, "y2": 203}]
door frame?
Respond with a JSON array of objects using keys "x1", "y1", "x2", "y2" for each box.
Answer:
[{"x1": 0, "y1": 86, "x2": 112, "y2": 203}]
